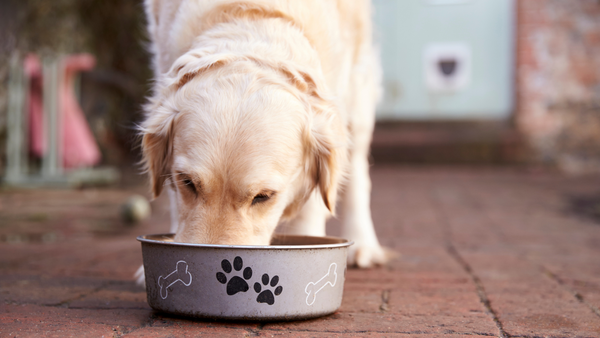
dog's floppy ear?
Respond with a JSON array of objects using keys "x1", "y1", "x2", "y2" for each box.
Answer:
[
  {"x1": 309, "y1": 110, "x2": 344, "y2": 214},
  {"x1": 295, "y1": 71, "x2": 347, "y2": 215},
  {"x1": 141, "y1": 102, "x2": 177, "y2": 199}
]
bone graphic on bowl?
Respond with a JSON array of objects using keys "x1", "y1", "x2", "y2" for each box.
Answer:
[
  {"x1": 305, "y1": 263, "x2": 337, "y2": 306},
  {"x1": 158, "y1": 260, "x2": 193, "y2": 299}
]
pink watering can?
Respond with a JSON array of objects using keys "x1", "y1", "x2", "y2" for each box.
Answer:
[{"x1": 23, "y1": 53, "x2": 101, "y2": 169}]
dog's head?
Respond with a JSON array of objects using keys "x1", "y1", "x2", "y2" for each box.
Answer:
[{"x1": 141, "y1": 51, "x2": 346, "y2": 245}]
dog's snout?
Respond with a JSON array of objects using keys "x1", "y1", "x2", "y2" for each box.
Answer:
[{"x1": 175, "y1": 206, "x2": 265, "y2": 246}]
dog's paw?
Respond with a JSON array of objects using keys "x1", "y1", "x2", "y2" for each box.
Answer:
[
  {"x1": 347, "y1": 244, "x2": 398, "y2": 268},
  {"x1": 135, "y1": 265, "x2": 146, "y2": 288}
]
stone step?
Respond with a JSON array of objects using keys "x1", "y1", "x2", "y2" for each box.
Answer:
[{"x1": 370, "y1": 121, "x2": 527, "y2": 164}]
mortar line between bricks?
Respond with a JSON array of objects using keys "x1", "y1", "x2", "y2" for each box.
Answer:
[
  {"x1": 379, "y1": 289, "x2": 391, "y2": 312},
  {"x1": 430, "y1": 191, "x2": 509, "y2": 338},
  {"x1": 44, "y1": 280, "x2": 112, "y2": 308},
  {"x1": 245, "y1": 322, "x2": 265, "y2": 337},
  {"x1": 540, "y1": 265, "x2": 600, "y2": 319},
  {"x1": 445, "y1": 244, "x2": 509, "y2": 338},
  {"x1": 113, "y1": 312, "x2": 159, "y2": 337}
]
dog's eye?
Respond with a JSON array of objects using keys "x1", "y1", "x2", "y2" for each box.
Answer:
[
  {"x1": 252, "y1": 193, "x2": 271, "y2": 205},
  {"x1": 180, "y1": 176, "x2": 197, "y2": 195}
]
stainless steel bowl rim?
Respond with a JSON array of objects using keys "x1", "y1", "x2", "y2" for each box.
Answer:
[{"x1": 137, "y1": 234, "x2": 354, "y2": 250}]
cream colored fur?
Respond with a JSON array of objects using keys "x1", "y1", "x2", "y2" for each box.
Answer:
[{"x1": 136, "y1": 0, "x2": 389, "y2": 285}]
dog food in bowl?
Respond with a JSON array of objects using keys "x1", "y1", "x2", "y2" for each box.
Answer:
[{"x1": 138, "y1": 234, "x2": 353, "y2": 320}]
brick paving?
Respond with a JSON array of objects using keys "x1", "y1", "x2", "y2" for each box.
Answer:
[{"x1": 1, "y1": 166, "x2": 600, "y2": 337}]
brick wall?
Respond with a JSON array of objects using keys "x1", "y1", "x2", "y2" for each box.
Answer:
[{"x1": 516, "y1": 0, "x2": 600, "y2": 172}]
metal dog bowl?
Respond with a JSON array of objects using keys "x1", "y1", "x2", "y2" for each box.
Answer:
[{"x1": 138, "y1": 234, "x2": 353, "y2": 320}]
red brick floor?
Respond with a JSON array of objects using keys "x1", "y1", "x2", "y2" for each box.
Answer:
[{"x1": 2, "y1": 166, "x2": 600, "y2": 337}]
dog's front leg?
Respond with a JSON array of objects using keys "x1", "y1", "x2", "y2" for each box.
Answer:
[{"x1": 341, "y1": 129, "x2": 390, "y2": 268}]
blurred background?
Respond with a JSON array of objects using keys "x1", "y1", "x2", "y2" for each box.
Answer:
[
  {"x1": 0, "y1": 0, "x2": 151, "y2": 183},
  {"x1": 2, "y1": 0, "x2": 600, "y2": 181},
  {"x1": 371, "y1": 0, "x2": 600, "y2": 172},
  {"x1": 0, "y1": 0, "x2": 600, "y2": 225}
]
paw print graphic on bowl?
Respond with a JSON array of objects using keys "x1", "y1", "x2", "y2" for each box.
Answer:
[
  {"x1": 254, "y1": 273, "x2": 283, "y2": 305},
  {"x1": 216, "y1": 256, "x2": 252, "y2": 295}
]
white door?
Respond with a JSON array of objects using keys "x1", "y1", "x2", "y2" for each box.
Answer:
[{"x1": 373, "y1": 0, "x2": 515, "y2": 120}]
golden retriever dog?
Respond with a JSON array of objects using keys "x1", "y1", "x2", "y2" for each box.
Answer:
[{"x1": 137, "y1": 0, "x2": 389, "y2": 284}]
